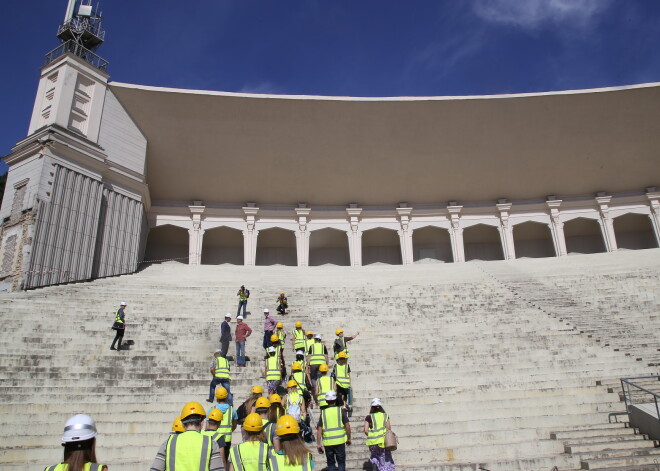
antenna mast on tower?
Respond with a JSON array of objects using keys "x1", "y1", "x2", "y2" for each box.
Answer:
[{"x1": 44, "y1": 0, "x2": 108, "y2": 71}]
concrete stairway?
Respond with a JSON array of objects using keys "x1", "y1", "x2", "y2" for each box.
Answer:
[{"x1": 0, "y1": 249, "x2": 659, "y2": 470}]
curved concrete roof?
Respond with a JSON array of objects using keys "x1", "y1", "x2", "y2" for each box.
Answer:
[{"x1": 109, "y1": 82, "x2": 660, "y2": 206}]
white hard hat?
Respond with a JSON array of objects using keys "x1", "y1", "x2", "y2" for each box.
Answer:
[
  {"x1": 314, "y1": 334, "x2": 322, "y2": 340},
  {"x1": 371, "y1": 397, "x2": 382, "y2": 407},
  {"x1": 268, "y1": 346, "x2": 276, "y2": 353},
  {"x1": 325, "y1": 391, "x2": 337, "y2": 401},
  {"x1": 225, "y1": 313, "x2": 232, "y2": 318},
  {"x1": 263, "y1": 309, "x2": 270, "y2": 313},
  {"x1": 295, "y1": 350, "x2": 304, "y2": 356},
  {"x1": 237, "y1": 315, "x2": 244, "y2": 320},
  {"x1": 119, "y1": 302, "x2": 127, "y2": 306},
  {"x1": 62, "y1": 414, "x2": 97, "y2": 443}
]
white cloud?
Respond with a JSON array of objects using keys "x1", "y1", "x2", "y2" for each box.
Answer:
[{"x1": 472, "y1": 0, "x2": 612, "y2": 30}]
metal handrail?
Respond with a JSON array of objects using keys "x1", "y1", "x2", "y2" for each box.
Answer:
[
  {"x1": 58, "y1": 17, "x2": 106, "y2": 41},
  {"x1": 620, "y1": 375, "x2": 660, "y2": 424},
  {"x1": 44, "y1": 41, "x2": 109, "y2": 71}
]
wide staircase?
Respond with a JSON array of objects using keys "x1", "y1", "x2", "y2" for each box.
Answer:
[{"x1": 1, "y1": 249, "x2": 659, "y2": 470}]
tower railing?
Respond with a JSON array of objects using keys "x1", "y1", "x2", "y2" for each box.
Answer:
[{"x1": 44, "y1": 40, "x2": 109, "y2": 72}]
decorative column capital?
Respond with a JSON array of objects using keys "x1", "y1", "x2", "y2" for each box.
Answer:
[
  {"x1": 646, "y1": 187, "x2": 660, "y2": 212},
  {"x1": 243, "y1": 203, "x2": 259, "y2": 231},
  {"x1": 447, "y1": 203, "x2": 463, "y2": 229},
  {"x1": 295, "y1": 204, "x2": 311, "y2": 232},
  {"x1": 396, "y1": 203, "x2": 413, "y2": 231},
  {"x1": 595, "y1": 193, "x2": 612, "y2": 212},
  {"x1": 346, "y1": 204, "x2": 362, "y2": 231}
]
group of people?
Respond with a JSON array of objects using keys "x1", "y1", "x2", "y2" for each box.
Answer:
[{"x1": 55, "y1": 296, "x2": 395, "y2": 471}]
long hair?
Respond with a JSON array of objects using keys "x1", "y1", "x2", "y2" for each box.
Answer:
[
  {"x1": 268, "y1": 402, "x2": 285, "y2": 423},
  {"x1": 369, "y1": 405, "x2": 385, "y2": 414},
  {"x1": 245, "y1": 393, "x2": 260, "y2": 414},
  {"x1": 279, "y1": 434, "x2": 311, "y2": 466},
  {"x1": 246, "y1": 430, "x2": 266, "y2": 442},
  {"x1": 63, "y1": 438, "x2": 98, "y2": 471}
]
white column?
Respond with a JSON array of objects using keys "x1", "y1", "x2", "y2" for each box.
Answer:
[
  {"x1": 595, "y1": 194, "x2": 617, "y2": 252},
  {"x1": 447, "y1": 204, "x2": 465, "y2": 262},
  {"x1": 496, "y1": 201, "x2": 516, "y2": 260},
  {"x1": 242, "y1": 204, "x2": 259, "y2": 266},
  {"x1": 346, "y1": 205, "x2": 362, "y2": 266},
  {"x1": 295, "y1": 205, "x2": 312, "y2": 267},
  {"x1": 188, "y1": 203, "x2": 205, "y2": 265},
  {"x1": 396, "y1": 204, "x2": 414, "y2": 264},
  {"x1": 546, "y1": 198, "x2": 567, "y2": 257},
  {"x1": 646, "y1": 188, "x2": 660, "y2": 247}
]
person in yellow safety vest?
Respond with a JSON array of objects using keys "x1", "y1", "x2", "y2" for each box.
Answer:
[
  {"x1": 253, "y1": 397, "x2": 275, "y2": 450},
  {"x1": 237, "y1": 285, "x2": 249, "y2": 317},
  {"x1": 265, "y1": 346, "x2": 282, "y2": 396},
  {"x1": 275, "y1": 323, "x2": 287, "y2": 346},
  {"x1": 276, "y1": 292, "x2": 288, "y2": 315},
  {"x1": 316, "y1": 391, "x2": 351, "y2": 471},
  {"x1": 283, "y1": 380, "x2": 307, "y2": 421},
  {"x1": 150, "y1": 401, "x2": 224, "y2": 471},
  {"x1": 303, "y1": 331, "x2": 314, "y2": 354},
  {"x1": 306, "y1": 334, "x2": 328, "y2": 389},
  {"x1": 332, "y1": 352, "x2": 352, "y2": 413},
  {"x1": 293, "y1": 351, "x2": 307, "y2": 378},
  {"x1": 270, "y1": 335, "x2": 285, "y2": 373},
  {"x1": 268, "y1": 415, "x2": 314, "y2": 471},
  {"x1": 264, "y1": 393, "x2": 284, "y2": 449},
  {"x1": 208, "y1": 349, "x2": 233, "y2": 405},
  {"x1": 208, "y1": 386, "x2": 238, "y2": 464},
  {"x1": 46, "y1": 414, "x2": 108, "y2": 471},
  {"x1": 172, "y1": 416, "x2": 185, "y2": 434},
  {"x1": 314, "y1": 364, "x2": 335, "y2": 409},
  {"x1": 203, "y1": 409, "x2": 227, "y2": 470},
  {"x1": 228, "y1": 412, "x2": 271, "y2": 471},
  {"x1": 110, "y1": 301, "x2": 127, "y2": 351},
  {"x1": 291, "y1": 322, "x2": 306, "y2": 352},
  {"x1": 363, "y1": 398, "x2": 395, "y2": 471},
  {"x1": 333, "y1": 329, "x2": 359, "y2": 360}
]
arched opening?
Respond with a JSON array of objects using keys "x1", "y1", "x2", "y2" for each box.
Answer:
[
  {"x1": 201, "y1": 226, "x2": 244, "y2": 265},
  {"x1": 564, "y1": 217, "x2": 606, "y2": 255},
  {"x1": 613, "y1": 213, "x2": 657, "y2": 250},
  {"x1": 513, "y1": 221, "x2": 555, "y2": 258},
  {"x1": 463, "y1": 224, "x2": 504, "y2": 261},
  {"x1": 256, "y1": 228, "x2": 297, "y2": 266},
  {"x1": 362, "y1": 228, "x2": 402, "y2": 265},
  {"x1": 412, "y1": 226, "x2": 453, "y2": 263},
  {"x1": 144, "y1": 225, "x2": 189, "y2": 264},
  {"x1": 309, "y1": 228, "x2": 350, "y2": 266}
]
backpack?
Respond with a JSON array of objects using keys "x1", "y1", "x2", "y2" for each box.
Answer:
[
  {"x1": 245, "y1": 289, "x2": 250, "y2": 298},
  {"x1": 286, "y1": 402, "x2": 302, "y2": 422}
]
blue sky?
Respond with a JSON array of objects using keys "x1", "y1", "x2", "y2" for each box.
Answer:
[{"x1": 2, "y1": 0, "x2": 660, "y2": 175}]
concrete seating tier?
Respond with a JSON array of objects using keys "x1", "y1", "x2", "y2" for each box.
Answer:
[{"x1": 0, "y1": 249, "x2": 659, "y2": 470}]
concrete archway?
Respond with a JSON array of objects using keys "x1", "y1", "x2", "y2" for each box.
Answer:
[
  {"x1": 309, "y1": 228, "x2": 350, "y2": 266},
  {"x1": 613, "y1": 213, "x2": 658, "y2": 250},
  {"x1": 256, "y1": 228, "x2": 297, "y2": 266},
  {"x1": 513, "y1": 221, "x2": 555, "y2": 258},
  {"x1": 564, "y1": 217, "x2": 606, "y2": 254},
  {"x1": 464, "y1": 224, "x2": 504, "y2": 261},
  {"x1": 201, "y1": 226, "x2": 244, "y2": 265},
  {"x1": 412, "y1": 226, "x2": 453, "y2": 263},
  {"x1": 362, "y1": 228, "x2": 402, "y2": 265},
  {"x1": 144, "y1": 225, "x2": 189, "y2": 264}
]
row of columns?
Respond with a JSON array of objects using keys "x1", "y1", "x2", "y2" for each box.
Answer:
[{"x1": 182, "y1": 191, "x2": 660, "y2": 266}]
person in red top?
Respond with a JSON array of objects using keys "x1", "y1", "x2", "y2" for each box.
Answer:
[{"x1": 235, "y1": 315, "x2": 252, "y2": 368}]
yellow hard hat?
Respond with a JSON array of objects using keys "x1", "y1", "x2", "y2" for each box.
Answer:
[
  {"x1": 215, "y1": 386, "x2": 228, "y2": 400},
  {"x1": 255, "y1": 397, "x2": 271, "y2": 409},
  {"x1": 243, "y1": 412, "x2": 264, "y2": 432},
  {"x1": 180, "y1": 402, "x2": 206, "y2": 421},
  {"x1": 306, "y1": 330, "x2": 313, "y2": 336},
  {"x1": 292, "y1": 361, "x2": 302, "y2": 371},
  {"x1": 251, "y1": 385, "x2": 264, "y2": 394},
  {"x1": 269, "y1": 393, "x2": 282, "y2": 404},
  {"x1": 270, "y1": 334, "x2": 279, "y2": 342},
  {"x1": 319, "y1": 363, "x2": 329, "y2": 373},
  {"x1": 336, "y1": 329, "x2": 343, "y2": 335},
  {"x1": 280, "y1": 292, "x2": 285, "y2": 294},
  {"x1": 275, "y1": 414, "x2": 300, "y2": 436},
  {"x1": 208, "y1": 408, "x2": 224, "y2": 423},
  {"x1": 287, "y1": 379, "x2": 298, "y2": 388},
  {"x1": 172, "y1": 416, "x2": 184, "y2": 433},
  {"x1": 276, "y1": 322, "x2": 283, "y2": 329},
  {"x1": 295, "y1": 321, "x2": 302, "y2": 328},
  {"x1": 337, "y1": 351, "x2": 347, "y2": 359}
]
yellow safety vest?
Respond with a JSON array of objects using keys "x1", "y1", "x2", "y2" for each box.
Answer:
[
  {"x1": 268, "y1": 451, "x2": 313, "y2": 471},
  {"x1": 320, "y1": 406, "x2": 347, "y2": 446},
  {"x1": 308, "y1": 343, "x2": 325, "y2": 365},
  {"x1": 214, "y1": 357, "x2": 230, "y2": 379},
  {"x1": 276, "y1": 329, "x2": 287, "y2": 343},
  {"x1": 115, "y1": 309, "x2": 124, "y2": 324},
  {"x1": 210, "y1": 405, "x2": 233, "y2": 443},
  {"x1": 291, "y1": 371, "x2": 307, "y2": 391},
  {"x1": 202, "y1": 429, "x2": 224, "y2": 447},
  {"x1": 239, "y1": 291, "x2": 248, "y2": 301},
  {"x1": 334, "y1": 363, "x2": 350, "y2": 389},
  {"x1": 317, "y1": 376, "x2": 334, "y2": 408},
  {"x1": 266, "y1": 355, "x2": 281, "y2": 381},
  {"x1": 264, "y1": 421, "x2": 276, "y2": 447},
  {"x1": 46, "y1": 464, "x2": 105, "y2": 471},
  {"x1": 165, "y1": 431, "x2": 212, "y2": 471},
  {"x1": 304, "y1": 337, "x2": 314, "y2": 352},
  {"x1": 229, "y1": 441, "x2": 269, "y2": 471},
  {"x1": 292, "y1": 329, "x2": 306, "y2": 350},
  {"x1": 366, "y1": 412, "x2": 388, "y2": 447}
]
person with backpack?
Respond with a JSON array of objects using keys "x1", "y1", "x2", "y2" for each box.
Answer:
[
  {"x1": 283, "y1": 379, "x2": 314, "y2": 443},
  {"x1": 237, "y1": 285, "x2": 250, "y2": 317}
]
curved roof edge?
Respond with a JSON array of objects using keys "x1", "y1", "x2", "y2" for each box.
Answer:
[{"x1": 109, "y1": 81, "x2": 660, "y2": 102}]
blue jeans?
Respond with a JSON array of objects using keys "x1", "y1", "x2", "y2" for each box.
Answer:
[
  {"x1": 236, "y1": 341, "x2": 246, "y2": 366},
  {"x1": 263, "y1": 331, "x2": 273, "y2": 350},
  {"x1": 237, "y1": 300, "x2": 247, "y2": 317},
  {"x1": 325, "y1": 443, "x2": 346, "y2": 471},
  {"x1": 208, "y1": 377, "x2": 233, "y2": 405}
]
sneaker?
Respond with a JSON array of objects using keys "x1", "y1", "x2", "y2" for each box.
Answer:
[{"x1": 110, "y1": 346, "x2": 116, "y2": 350}]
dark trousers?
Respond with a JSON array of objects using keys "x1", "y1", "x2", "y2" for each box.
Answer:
[
  {"x1": 263, "y1": 331, "x2": 273, "y2": 350},
  {"x1": 324, "y1": 443, "x2": 346, "y2": 471},
  {"x1": 111, "y1": 329, "x2": 124, "y2": 349},
  {"x1": 208, "y1": 377, "x2": 233, "y2": 405},
  {"x1": 220, "y1": 339, "x2": 230, "y2": 357},
  {"x1": 237, "y1": 300, "x2": 247, "y2": 317}
]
